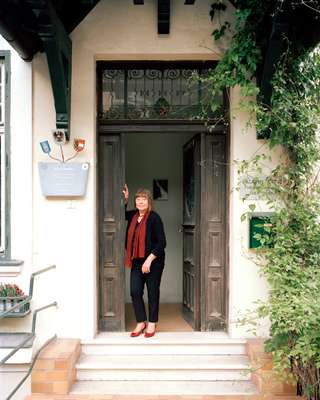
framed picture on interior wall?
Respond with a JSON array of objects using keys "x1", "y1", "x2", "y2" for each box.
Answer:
[{"x1": 153, "y1": 179, "x2": 168, "y2": 201}]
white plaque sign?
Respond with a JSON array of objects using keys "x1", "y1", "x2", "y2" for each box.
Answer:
[{"x1": 38, "y1": 162, "x2": 89, "y2": 197}]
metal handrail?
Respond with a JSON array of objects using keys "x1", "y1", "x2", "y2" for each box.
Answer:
[
  {"x1": 31, "y1": 302, "x2": 57, "y2": 334},
  {"x1": 0, "y1": 302, "x2": 57, "y2": 365},
  {"x1": 1, "y1": 265, "x2": 58, "y2": 399},
  {"x1": 5, "y1": 334, "x2": 57, "y2": 400},
  {"x1": 29, "y1": 265, "x2": 56, "y2": 297},
  {"x1": 0, "y1": 265, "x2": 56, "y2": 319},
  {"x1": 0, "y1": 333, "x2": 35, "y2": 366}
]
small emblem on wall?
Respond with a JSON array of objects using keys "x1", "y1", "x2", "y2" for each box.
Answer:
[
  {"x1": 52, "y1": 129, "x2": 67, "y2": 145},
  {"x1": 40, "y1": 140, "x2": 51, "y2": 154}
]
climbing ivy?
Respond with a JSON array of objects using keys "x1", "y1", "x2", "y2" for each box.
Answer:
[
  {"x1": 247, "y1": 47, "x2": 320, "y2": 400},
  {"x1": 204, "y1": 1, "x2": 320, "y2": 398}
]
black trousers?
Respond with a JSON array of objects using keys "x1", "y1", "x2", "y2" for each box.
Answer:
[{"x1": 130, "y1": 258, "x2": 164, "y2": 323}]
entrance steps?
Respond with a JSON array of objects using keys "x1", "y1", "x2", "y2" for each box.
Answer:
[{"x1": 70, "y1": 332, "x2": 259, "y2": 396}]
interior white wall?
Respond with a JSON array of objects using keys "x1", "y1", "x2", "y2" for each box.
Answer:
[{"x1": 124, "y1": 132, "x2": 194, "y2": 304}]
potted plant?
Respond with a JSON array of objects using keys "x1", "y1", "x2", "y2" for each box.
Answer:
[{"x1": 0, "y1": 283, "x2": 30, "y2": 315}]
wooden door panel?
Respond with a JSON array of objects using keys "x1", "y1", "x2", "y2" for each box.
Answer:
[
  {"x1": 207, "y1": 275, "x2": 223, "y2": 318},
  {"x1": 104, "y1": 232, "x2": 116, "y2": 266},
  {"x1": 202, "y1": 134, "x2": 227, "y2": 331},
  {"x1": 102, "y1": 270, "x2": 118, "y2": 317},
  {"x1": 182, "y1": 227, "x2": 196, "y2": 323},
  {"x1": 208, "y1": 231, "x2": 224, "y2": 267},
  {"x1": 182, "y1": 229, "x2": 197, "y2": 326},
  {"x1": 208, "y1": 139, "x2": 225, "y2": 222},
  {"x1": 182, "y1": 137, "x2": 200, "y2": 330},
  {"x1": 99, "y1": 135, "x2": 125, "y2": 331}
]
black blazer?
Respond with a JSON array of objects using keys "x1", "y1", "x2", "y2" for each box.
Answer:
[{"x1": 125, "y1": 207, "x2": 166, "y2": 263}]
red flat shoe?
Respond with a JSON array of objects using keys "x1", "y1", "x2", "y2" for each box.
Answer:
[
  {"x1": 144, "y1": 330, "x2": 156, "y2": 338},
  {"x1": 130, "y1": 323, "x2": 146, "y2": 337}
]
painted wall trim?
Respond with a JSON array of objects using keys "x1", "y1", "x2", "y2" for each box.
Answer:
[{"x1": 0, "y1": 50, "x2": 11, "y2": 261}]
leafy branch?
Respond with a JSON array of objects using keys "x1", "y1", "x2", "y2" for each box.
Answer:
[{"x1": 202, "y1": 1, "x2": 320, "y2": 398}]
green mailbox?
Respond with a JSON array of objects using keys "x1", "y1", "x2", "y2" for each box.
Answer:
[{"x1": 249, "y1": 214, "x2": 273, "y2": 249}]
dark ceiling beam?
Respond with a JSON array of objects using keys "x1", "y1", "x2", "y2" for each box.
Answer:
[
  {"x1": 184, "y1": 0, "x2": 195, "y2": 4},
  {"x1": 133, "y1": 0, "x2": 144, "y2": 4},
  {"x1": 29, "y1": 0, "x2": 72, "y2": 139},
  {"x1": 0, "y1": 0, "x2": 42, "y2": 61},
  {"x1": 227, "y1": 0, "x2": 237, "y2": 8},
  {"x1": 258, "y1": 1, "x2": 290, "y2": 138},
  {"x1": 259, "y1": 1, "x2": 291, "y2": 110},
  {"x1": 158, "y1": 0, "x2": 170, "y2": 34}
]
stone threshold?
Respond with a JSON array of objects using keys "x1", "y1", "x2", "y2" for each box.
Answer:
[{"x1": 25, "y1": 395, "x2": 301, "y2": 400}]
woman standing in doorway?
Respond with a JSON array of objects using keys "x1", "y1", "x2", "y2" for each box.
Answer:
[{"x1": 123, "y1": 184, "x2": 166, "y2": 338}]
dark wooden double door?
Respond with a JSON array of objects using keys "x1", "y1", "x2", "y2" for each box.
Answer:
[{"x1": 99, "y1": 131, "x2": 227, "y2": 332}]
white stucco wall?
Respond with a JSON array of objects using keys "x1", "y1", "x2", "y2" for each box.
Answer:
[
  {"x1": 0, "y1": 36, "x2": 33, "y2": 313},
  {"x1": 229, "y1": 87, "x2": 269, "y2": 338},
  {"x1": 0, "y1": 35, "x2": 32, "y2": 400},
  {"x1": 11, "y1": 0, "x2": 275, "y2": 340},
  {"x1": 0, "y1": 36, "x2": 33, "y2": 279}
]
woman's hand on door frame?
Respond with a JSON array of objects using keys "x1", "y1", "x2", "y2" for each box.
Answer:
[{"x1": 123, "y1": 183, "x2": 129, "y2": 204}]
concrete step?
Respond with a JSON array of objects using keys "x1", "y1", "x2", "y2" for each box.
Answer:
[
  {"x1": 71, "y1": 380, "x2": 259, "y2": 395},
  {"x1": 76, "y1": 354, "x2": 251, "y2": 381},
  {"x1": 81, "y1": 332, "x2": 247, "y2": 355},
  {"x1": 74, "y1": 333, "x2": 256, "y2": 395}
]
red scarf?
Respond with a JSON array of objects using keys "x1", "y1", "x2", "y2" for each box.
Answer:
[{"x1": 125, "y1": 212, "x2": 150, "y2": 268}]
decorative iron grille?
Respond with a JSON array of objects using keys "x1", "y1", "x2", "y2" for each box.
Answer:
[{"x1": 100, "y1": 68, "x2": 223, "y2": 120}]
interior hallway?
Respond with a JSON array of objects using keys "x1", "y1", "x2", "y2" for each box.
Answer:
[{"x1": 125, "y1": 303, "x2": 193, "y2": 332}]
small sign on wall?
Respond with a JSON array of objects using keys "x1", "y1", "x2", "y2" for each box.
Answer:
[
  {"x1": 153, "y1": 179, "x2": 168, "y2": 200},
  {"x1": 38, "y1": 162, "x2": 89, "y2": 197},
  {"x1": 239, "y1": 175, "x2": 267, "y2": 200}
]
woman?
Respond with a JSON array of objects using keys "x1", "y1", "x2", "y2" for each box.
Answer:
[{"x1": 123, "y1": 184, "x2": 166, "y2": 338}]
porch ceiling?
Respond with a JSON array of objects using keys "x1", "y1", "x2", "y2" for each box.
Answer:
[
  {"x1": 0, "y1": 0, "x2": 102, "y2": 61},
  {"x1": 0, "y1": 0, "x2": 318, "y2": 136},
  {"x1": 0, "y1": 0, "x2": 318, "y2": 62},
  {"x1": 0, "y1": 0, "x2": 200, "y2": 60}
]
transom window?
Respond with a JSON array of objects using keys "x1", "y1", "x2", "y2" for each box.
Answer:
[{"x1": 98, "y1": 63, "x2": 223, "y2": 120}]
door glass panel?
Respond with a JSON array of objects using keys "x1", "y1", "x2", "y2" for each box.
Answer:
[{"x1": 183, "y1": 142, "x2": 195, "y2": 224}]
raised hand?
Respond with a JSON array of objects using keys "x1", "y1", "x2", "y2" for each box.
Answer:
[{"x1": 122, "y1": 184, "x2": 129, "y2": 204}]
